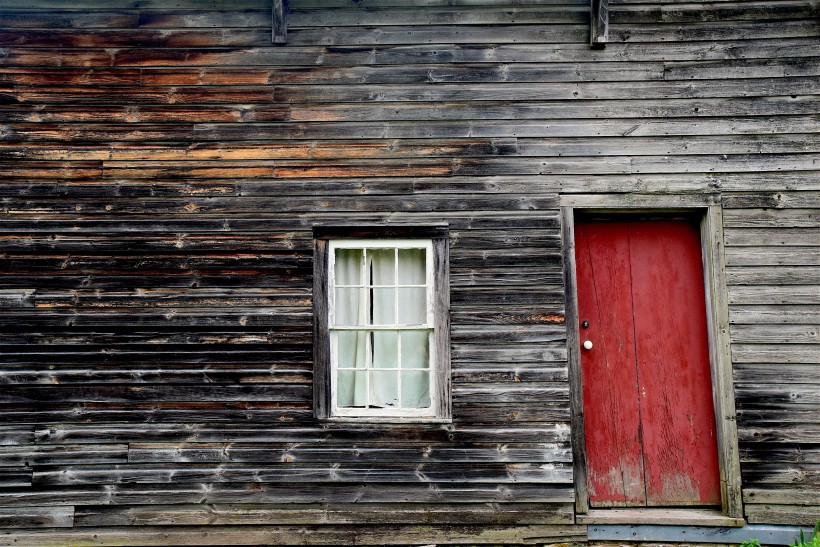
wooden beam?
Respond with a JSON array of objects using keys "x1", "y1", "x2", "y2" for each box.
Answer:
[
  {"x1": 272, "y1": 0, "x2": 287, "y2": 45},
  {"x1": 590, "y1": 0, "x2": 609, "y2": 48},
  {"x1": 560, "y1": 206, "x2": 590, "y2": 515},
  {"x1": 0, "y1": 524, "x2": 587, "y2": 546},
  {"x1": 589, "y1": 524, "x2": 817, "y2": 545},
  {"x1": 579, "y1": 508, "x2": 743, "y2": 527},
  {"x1": 702, "y1": 204, "x2": 744, "y2": 519},
  {"x1": 0, "y1": 506, "x2": 74, "y2": 529}
]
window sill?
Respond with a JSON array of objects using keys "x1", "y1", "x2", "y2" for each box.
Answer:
[
  {"x1": 578, "y1": 508, "x2": 744, "y2": 527},
  {"x1": 321, "y1": 416, "x2": 453, "y2": 424}
]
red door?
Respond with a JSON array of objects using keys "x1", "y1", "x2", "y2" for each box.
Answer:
[{"x1": 575, "y1": 217, "x2": 721, "y2": 507}]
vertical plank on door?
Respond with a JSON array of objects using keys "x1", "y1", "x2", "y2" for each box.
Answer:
[
  {"x1": 629, "y1": 220, "x2": 721, "y2": 506},
  {"x1": 576, "y1": 221, "x2": 647, "y2": 506}
]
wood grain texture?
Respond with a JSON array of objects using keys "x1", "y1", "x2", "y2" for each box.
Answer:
[
  {"x1": 575, "y1": 219, "x2": 722, "y2": 508},
  {"x1": 73, "y1": 502, "x2": 576, "y2": 526},
  {"x1": 0, "y1": 0, "x2": 818, "y2": 539},
  {"x1": 628, "y1": 220, "x2": 721, "y2": 506},
  {"x1": 702, "y1": 205, "x2": 744, "y2": 518},
  {"x1": 574, "y1": 220, "x2": 646, "y2": 506},
  {"x1": 2, "y1": 523, "x2": 586, "y2": 546},
  {"x1": 0, "y1": 506, "x2": 74, "y2": 529},
  {"x1": 272, "y1": 0, "x2": 287, "y2": 44},
  {"x1": 590, "y1": 0, "x2": 609, "y2": 47}
]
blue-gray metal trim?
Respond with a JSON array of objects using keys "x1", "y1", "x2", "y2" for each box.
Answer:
[{"x1": 588, "y1": 524, "x2": 816, "y2": 545}]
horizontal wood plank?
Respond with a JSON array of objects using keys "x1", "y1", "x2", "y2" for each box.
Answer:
[
  {"x1": 73, "y1": 502, "x2": 575, "y2": 526},
  {"x1": 0, "y1": 523, "x2": 586, "y2": 546},
  {"x1": 0, "y1": 506, "x2": 74, "y2": 529}
]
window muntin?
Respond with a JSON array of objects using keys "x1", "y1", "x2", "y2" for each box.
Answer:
[{"x1": 329, "y1": 239, "x2": 437, "y2": 418}]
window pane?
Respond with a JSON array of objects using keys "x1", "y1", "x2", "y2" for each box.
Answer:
[
  {"x1": 338, "y1": 370, "x2": 366, "y2": 408},
  {"x1": 398, "y1": 248, "x2": 426, "y2": 285},
  {"x1": 337, "y1": 331, "x2": 367, "y2": 369},
  {"x1": 371, "y1": 288, "x2": 396, "y2": 325},
  {"x1": 373, "y1": 331, "x2": 398, "y2": 369},
  {"x1": 369, "y1": 249, "x2": 395, "y2": 286},
  {"x1": 401, "y1": 370, "x2": 430, "y2": 408},
  {"x1": 370, "y1": 370, "x2": 398, "y2": 409},
  {"x1": 401, "y1": 331, "x2": 429, "y2": 369},
  {"x1": 397, "y1": 287, "x2": 426, "y2": 325},
  {"x1": 335, "y1": 288, "x2": 364, "y2": 326},
  {"x1": 335, "y1": 248, "x2": 362, "y2": 285}
]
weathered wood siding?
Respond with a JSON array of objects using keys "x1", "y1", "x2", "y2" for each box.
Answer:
[{"x1": 0, "y1": 0, "x2": 817, "y2": 543}]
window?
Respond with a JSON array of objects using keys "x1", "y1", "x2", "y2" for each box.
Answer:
[{"x1": 313, "y1": 226, "x2": 450, "y2": 420}]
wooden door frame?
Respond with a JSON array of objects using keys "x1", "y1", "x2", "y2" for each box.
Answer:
[{"x1": 560, "y1": 194, "x2": 743, "y2": 521}]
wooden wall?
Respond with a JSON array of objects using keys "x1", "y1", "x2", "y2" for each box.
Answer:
[{"x1": 0, "y1": 0, "x2": 817, "y2": 544}]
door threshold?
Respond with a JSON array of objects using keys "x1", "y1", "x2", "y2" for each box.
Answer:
[{"x1": 578, "y1": 508, "x2": 744, "y2": 527}]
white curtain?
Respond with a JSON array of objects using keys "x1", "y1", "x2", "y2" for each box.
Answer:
[
  {"x1": 335, "y1": 247, "x2": 430, "y2": 409},
  {"x1": 369, "y1": 250, "x2": 398, "y2": 407},
  {"x1": 335, "y1": 249, "x2": 368, "y2": 407}
]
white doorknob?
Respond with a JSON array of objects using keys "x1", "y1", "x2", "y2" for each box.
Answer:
[{"x1": 583, "y1": 340, "x2": 593, "y2": 350}]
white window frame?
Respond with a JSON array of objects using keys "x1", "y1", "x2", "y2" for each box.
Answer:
[
  {"x1": 312, "y1": 224, "x2": 451, "y2": 422},
  {"x1": 328, "y1": 239, "x2": 438, "y2": 418}
]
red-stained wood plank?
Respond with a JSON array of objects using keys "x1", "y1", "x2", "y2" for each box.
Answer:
[
  {"x1": 629, "y1": 220, "x2": 721, "y2": 506},
  {"x1": 575, "y1": 220, "x2": 646, "y2": 506}
]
